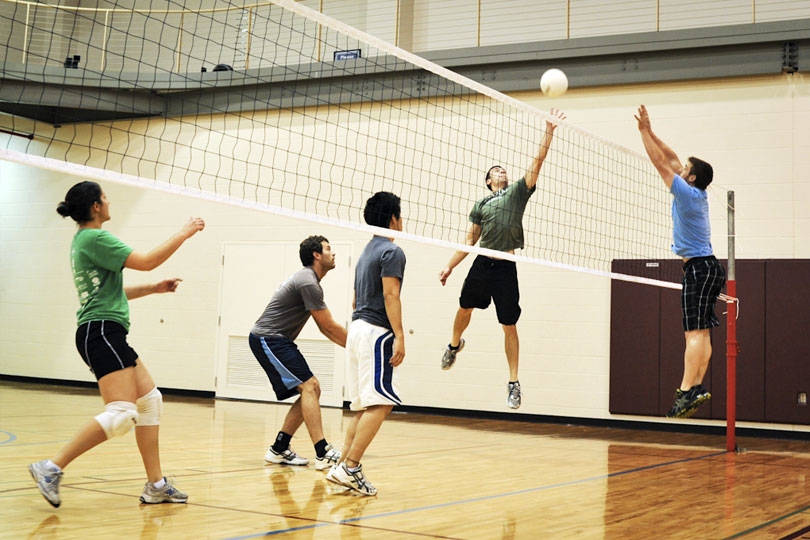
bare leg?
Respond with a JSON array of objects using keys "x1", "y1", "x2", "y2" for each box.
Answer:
[
  {"x1": 279, "y1": 398, "x2": 305, "y2": 436},
  {"x1": 135, "y1": 426, "x2": 162, "y2": 483},
  {"x1": 297, "y1": 377, "x2": 325, "y2": 444},
  {"x1": 503, "y1": 324, "x2": 519, "y2": 382},
  {"x1": 51, "y1": 366, "x2": 139, "y2": 469},
  {"x1": 450, "y1": 307, "x2": 473, "y2": 347},
  {"x1": 337, "y1": 413, "x2": 360, "y2": 465},
  {"x1": 51, "y1": 421, "x2": 107, "y2": 470},
  {"x1": 131, "y1": 359, "x2": 165, "y2": 483},
  {"x1": 682, "y1": 329, "x2": 711, "y2": 390},
  {"x1": 343, "y1": 405, "x2": 392, "y2": 467},
  {"x1": 696, "y1": 331, "x2": 712, "y2": 383}
]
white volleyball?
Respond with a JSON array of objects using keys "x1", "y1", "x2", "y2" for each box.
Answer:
[{"x1": 540, "y1": 68, "x2": 568, "y2": 98}]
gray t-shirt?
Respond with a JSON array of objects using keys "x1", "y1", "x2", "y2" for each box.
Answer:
[
  {"x1": 251, "y1": 267, "x2": 328, "y2": 340},
  {"x1": 469, "y1": 177, "x2": 536, "y2": 251},
  {"x1": 352, "y1": 236, "x2": 406, "y2": 330}
]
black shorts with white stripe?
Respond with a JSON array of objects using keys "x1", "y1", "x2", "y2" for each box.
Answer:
[
  {"x1": 681, "y1": 255, "x2": 726, "y2": 332},
  {"x1": 75, "y1": 320, "x2": 139, "y2": 380}
]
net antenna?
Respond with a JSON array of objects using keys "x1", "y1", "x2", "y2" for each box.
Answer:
[{"x1": 2, "y1": 0, "x2": 683, "y2": 287}]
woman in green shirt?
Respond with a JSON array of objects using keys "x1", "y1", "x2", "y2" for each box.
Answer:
[{"x1": 28, "y1": 180, "x2": 204, "y2": 508}]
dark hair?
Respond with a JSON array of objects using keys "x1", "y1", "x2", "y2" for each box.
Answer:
[
  {"x1": 299, "y1": 235, "x2": 328, "y2": 266},
  {"x1": 56, "y1": 181, "x2": 102, "y2": 223},
  {"x1": 689, "y1": 157, "x2": 713, "y2": 190},
  {"x1": 363, "y1": 191, "x2": 401, "y2": 229},
  {"x1": 485, "y1": 165, "x2": 504, "y2": 191}
]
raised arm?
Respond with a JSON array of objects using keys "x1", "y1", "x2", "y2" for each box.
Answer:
[
  {"x1": 382, "y1": 276, "x2": 405, "y2": 366},
  {"x1": 525, "y1": 108, "x2": 566, "y2": 190},
  {"x1": 124, "y1": 217, "x2": 205, "y2": 271},
  {"x1": 635, "y1": 105, "x2": 680, "y2": 188},
  {"x1": 310, "y1": 308, "x2": 348, "y2": 347},
  {"x1": 125, "y1": 278, "x2": 182, "y2": 300},
  {"x1": 439, "y1": 222, "x2": 481, "y2": 286}
]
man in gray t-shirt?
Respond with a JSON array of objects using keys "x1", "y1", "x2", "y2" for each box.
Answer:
[
  {"x1": 438, "y1": 108, "x2": 566, "y2": 410},
  {"x1": 251, "y1": 266, "x2": 328, "y2": 340},
  {"x1": 248, "y1": 235, "x2": 347, "y2": 471}
]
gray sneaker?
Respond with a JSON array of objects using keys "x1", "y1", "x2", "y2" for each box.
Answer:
[
  {"x1": 28, "y1": 460, "x2": 63, "y2": 508},
  {"x1": 315, "y1": 444, "x2": 341, "y2": 471},
  {"x1": 441, "y1": 339, "x2": 465, "y2": 370},
  {"x1": 139, "y1": 477, "x2": 188, "y2": 504},
  {"x1": 325, "y1": 462, "x2": 377, "y2": 496},
  {"x1": 507, "y1": 381, "x2": 521, "y2": 409}
]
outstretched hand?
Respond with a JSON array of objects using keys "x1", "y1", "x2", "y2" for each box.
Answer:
[
  {"x1": 154, "y1": 278, "x2": 182, "y2": 293},
  {"x1": 546, "y1": 108, "x2": 567, "y2": 131},
  {"x1": 181, "y1": 217, "x2": 205, "y2": 239},
  {"x1": 634, "y1": 105, "x2": 651, "y2": 131}
]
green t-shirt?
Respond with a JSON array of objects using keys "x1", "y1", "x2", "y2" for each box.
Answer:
[
  {"x1": 469, "y1": 177, "x2": 536, "y2": 252},
  {"x1": 70, "y1": 228, "x2": 134, "y2": 331}
]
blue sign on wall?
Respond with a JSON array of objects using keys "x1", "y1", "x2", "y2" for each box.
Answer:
[{"x1": 334, "y1": 49, "x2": 362, "y2": 60}]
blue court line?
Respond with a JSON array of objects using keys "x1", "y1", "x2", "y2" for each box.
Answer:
[
  {"x1": 720, "y1": 502, "x2": 810, "y2": 539},
  {"x1": 0, "y1": 430, "x2": 17, "y2": 444},
  {"x1": 0, "y1": 439, "x2": 70, "y2": 447},
  {"x1": 222, "y1": 450, "x2": 726, "y2": 540},
  {"x1": 226, "y1": 523, "x2": 328, "y2": 538}
]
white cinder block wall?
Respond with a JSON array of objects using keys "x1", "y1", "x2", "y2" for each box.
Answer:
[{"x1": 2, "y1": 73, "x2": 808, "y2": 429}]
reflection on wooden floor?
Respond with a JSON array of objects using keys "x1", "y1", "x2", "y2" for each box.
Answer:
[{"x1": 3, "y1": 380, "x2": 810, "y2": 539}]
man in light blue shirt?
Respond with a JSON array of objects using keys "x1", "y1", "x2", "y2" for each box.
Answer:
[{"x1": 636, "y1": 105, "x2": 726, "y2": 419}]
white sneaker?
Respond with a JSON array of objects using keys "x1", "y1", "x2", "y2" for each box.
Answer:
[
  {"x1": 28, "y1": 460, "x2": 63, "y2": 508},
  {"x1": 264, "y1": 446, "x2": 309, "y2": 466},
  {"x1": 315, "y1": 444, "x2": 341, "y2": 471},
  {"x1": 507, "y1": 381, "x2": 521, "y2": 409},
  {"x1": 325, "y1": 463, "x2": 377, "y2": 496},
  {"x1": 139, "y1": 477, "x2": 188, "y2": 504}
]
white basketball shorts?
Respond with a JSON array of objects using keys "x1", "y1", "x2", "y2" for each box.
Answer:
[{"x1": 345, "y1": 318, "x2": 402, "y2": 411}]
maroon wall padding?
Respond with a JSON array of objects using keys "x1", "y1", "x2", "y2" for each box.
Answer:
[
  {"x1": 609, "y1": 260, "x2": 661, "y2": 415},
  {"x1": 711, "y1": 260, "x2": 765, "y2": 422},
  {"x1": 610, "y1": 259, "x2": 787, "y2": 423},
  {"x1": 765, "y1": 260, "x2": 810, "y2": 424}
]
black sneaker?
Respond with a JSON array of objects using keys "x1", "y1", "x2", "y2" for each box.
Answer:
[
  {"x1": 665, "y1": 386, "x2": 712, "y2": 418},
  {"x1": 682, "y1": 385, "x2": 711, "y2": 418},
  {"x1": 665, "y1": 389, "x2": 690, "y2": 418}
]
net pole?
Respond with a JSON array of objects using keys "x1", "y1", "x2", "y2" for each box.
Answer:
[{"x1": 726, "y1": 190, "x2": 737, "y2": 452}]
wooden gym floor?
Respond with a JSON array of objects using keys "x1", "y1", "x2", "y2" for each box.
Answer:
[{"x1": 2, "y1": 380, "x2": 810, "y2": 539}]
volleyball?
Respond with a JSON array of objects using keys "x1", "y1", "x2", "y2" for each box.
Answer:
[{"x1": 540, "y1": 68, "x2": 568, "y2": 97}]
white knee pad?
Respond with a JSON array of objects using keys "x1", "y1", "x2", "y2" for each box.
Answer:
[
  {"x1": 95, "y1": 401, "x2": 138, "y2": 439},
  {"x1": 136, "y1": 387, "x2": 163, "y2": 426}
]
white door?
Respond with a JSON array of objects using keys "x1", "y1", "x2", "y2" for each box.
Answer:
[{"x1": 215, "y1": 241, "x2": 353, "y2": 407}]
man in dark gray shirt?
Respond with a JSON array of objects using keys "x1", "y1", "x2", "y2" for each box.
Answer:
[
  {"x1": 439, "y1": 109, "x2": 566, "y2": 409},
  {"x1": 326, "y1": 192, "x2": 405, "y2": 497},
  {"x1": 249, "y1": 235, "x2": 347, "y2": 471}
]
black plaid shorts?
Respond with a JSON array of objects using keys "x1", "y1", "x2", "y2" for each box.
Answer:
[{"x1": 681, "y1": 255, "x2": 726, "y2": 331}]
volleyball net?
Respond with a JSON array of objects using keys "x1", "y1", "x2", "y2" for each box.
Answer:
[{"x1": 1, "y1": 0, "x2": 683, "y2": 287}]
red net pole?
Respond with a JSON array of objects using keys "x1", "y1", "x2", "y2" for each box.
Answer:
[
  {"x1": 726, "y1": 280, "x2": 737, "y2": 452},
  {"x1": 726, "y1": 191, "x2": 737, "y2": 452}
]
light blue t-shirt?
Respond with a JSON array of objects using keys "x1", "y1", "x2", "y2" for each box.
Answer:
[
  {"x1": 352, "y1": 236, "x2": 406, "y2": 331},
  {"x1": 670, "y1": 174, "x2": 712, "y2": 258}
]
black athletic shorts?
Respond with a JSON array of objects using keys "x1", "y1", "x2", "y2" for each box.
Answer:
[
  {"x1": 459, "y1": 255, "x2": 521, "y2": 325},
  {"x1": 248, "y1": 333, "x2": 314, "y2": 401},
  {"x1": 75, "y1": 320, "x2": 139, "y2": 380},
  {"x1": 681, "y1": 255, "x2": 726, "y2": 331}
]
